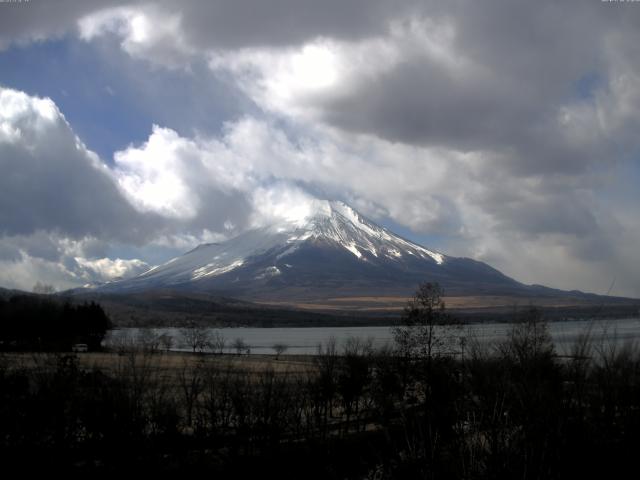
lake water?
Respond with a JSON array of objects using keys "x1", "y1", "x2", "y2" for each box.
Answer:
[{"x1": 106, "y1": 317, "x2": 640, "y2": 356}]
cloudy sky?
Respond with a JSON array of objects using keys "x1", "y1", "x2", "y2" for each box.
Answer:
[{"x1": 1, "y1": 0, "x2": 639, "y2": 297}]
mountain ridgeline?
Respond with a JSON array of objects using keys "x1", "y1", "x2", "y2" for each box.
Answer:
[{"x1": 97, "y1": 201, "x2": 580, "y2": 302}]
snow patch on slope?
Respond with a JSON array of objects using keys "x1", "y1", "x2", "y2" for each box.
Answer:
[
  {"x1": 192, "y1": 259, "x2": 244, "y2": 279},
  {"x1": 344, "y1": 242, "x2": 362, "y2": 258}
]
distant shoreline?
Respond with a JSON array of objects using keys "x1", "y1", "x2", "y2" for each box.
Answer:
[{"x1": 108, "y1": 303, "x2": 639, "y2": 328}]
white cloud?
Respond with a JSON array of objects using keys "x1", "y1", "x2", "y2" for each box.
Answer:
[
  {"x1": 249, "y1": 185, "x2": 327, "y2": 229},
  {"x1": 0, "y1": 253, "x2": 81, "y2": 292},
  {"x1": 0, "y1": 233, "x2": 150, "y2": 291},
  {"x1": 114, "y1": 125, "x2": 202, "y2": 218},
  {"x1": 74, "y1": 256, "x2": 150, "y2": 281},
  {"x1": 78, "y1": 5, "x2": 194, "y2": 68},
  {"x1": 0, "y1": 88, "x2": 61, "y2": 139},
  {"x1": 110, "y1": 115, "x2": 466, "y2": 233},
  {"x1": 0, "y1": 253, "x2": 151, "y2": 291}
]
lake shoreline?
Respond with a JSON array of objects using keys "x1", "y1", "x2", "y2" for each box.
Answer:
[{"x1": 106, "y1": 317, "x2": 640, "y2": 356}]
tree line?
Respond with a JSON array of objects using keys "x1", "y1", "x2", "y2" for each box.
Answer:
[{"x1": 0, "y1": 294, "x2": 112, "y2": 351}]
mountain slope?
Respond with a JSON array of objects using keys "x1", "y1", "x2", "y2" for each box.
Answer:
[{"x1": 100, "y1": 200, "x2": 535, "y2": 301}]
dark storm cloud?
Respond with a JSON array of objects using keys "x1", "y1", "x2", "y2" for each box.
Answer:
[
  {"x1": 0, "y1": 0, "x2": 415, "y2": 51},
  {"x1": 0, "y1": 88, "x2": 159, "y2": 244},
  {"x1": 309, "y1": 1, "x2": 640, "y2": 175},
  {"x1": 155, "y1": 0, "x2": 416, "y2": 50},
  {"x1": 0, "y1": 0, "x2": 126, "y2": 49},
  {"x1": 490, "y1": 193, "x2": 599, "y2": 238}
]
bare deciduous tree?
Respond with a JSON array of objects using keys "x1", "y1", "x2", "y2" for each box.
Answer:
[
  {"x1": 393, "y1": 282, "x2": 456, "y2": 361},
  {"x1": 500, "y1": 306, "x2": 554, "y2": 364},
  {"x1": 181, "y1": 322, "x2": 211, "y2": 354},
  {"x1": 211, "y1": 330, "x2": 226, "y2": 355},
  {"x1": 272, "y1": 343, "x2": 288, "y2": 359},
  {"x1": 315, "y1": 337, "x2": 339, "y2": 436},
  {"x1": 137, "y1": 329, "x2": 161, "y2": 353},
  {"x1": 232, "y1": 337, "x2": 248, "y2": 355},
  {"x1": 178, "y1": 357, "x2": 204, "y2": 428},
  {"x1": 158, "y1": 333, "x2": 173, "y2": 353}
]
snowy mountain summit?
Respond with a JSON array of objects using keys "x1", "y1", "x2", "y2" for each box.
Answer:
[
  {"x1": 102, "y1": 200, "x2": 524, "y2": 300},
  {"x1": 265, "y1": 200, "x2": 445, "y2": 265}
]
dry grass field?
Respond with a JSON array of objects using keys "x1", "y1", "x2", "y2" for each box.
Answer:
[
  {"x1": 257, "y1": 294, "x2": 622, "y2": 312},
  {"x1": 1, "y1": 350, "x2": 318, "y2": 379}
]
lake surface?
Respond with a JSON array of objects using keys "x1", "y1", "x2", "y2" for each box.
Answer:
[{"x1": 106, "y1": 317, "x2": 640, "y2": 356}]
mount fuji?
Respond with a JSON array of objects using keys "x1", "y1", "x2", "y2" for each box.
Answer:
[{"x1": 98, "y1": 200, "x2": 555, "y2": 304}]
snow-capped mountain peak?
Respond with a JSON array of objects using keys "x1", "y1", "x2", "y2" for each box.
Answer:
[
  {"x1": 100, "y1": 200, "x2": 526, "y2": 299},
  {"x1": 131, "y1": 200, "x2": 444, "y2": 286},
  {"x1": 284, "y1": 200, "x2": 445, "y2": 264}
]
